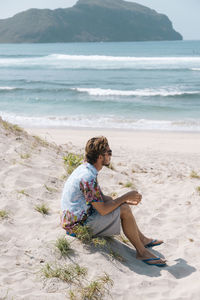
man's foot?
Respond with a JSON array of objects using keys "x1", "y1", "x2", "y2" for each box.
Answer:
[
  {"x1": 144, "y1": 239, "x2": 163, "y2": 248},
  {"x1": 140, "y1": 236, "x2": 163, "y2": 248},
  {"x1": 136, "y1": 248, "x2": 166, "y2": 266}
]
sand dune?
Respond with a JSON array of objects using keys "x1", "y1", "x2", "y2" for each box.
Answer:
[{"x1": 0, "y1": 118, "x2": 200, "y2": 299}]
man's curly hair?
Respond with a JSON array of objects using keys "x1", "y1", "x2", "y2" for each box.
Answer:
[{"x1": 85, "y1": 136, "x2": 109, "y2": 165}]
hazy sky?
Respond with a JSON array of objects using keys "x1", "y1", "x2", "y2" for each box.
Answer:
[{"x1": 0, "y1": 0, "x2": 199, "y2": 40}]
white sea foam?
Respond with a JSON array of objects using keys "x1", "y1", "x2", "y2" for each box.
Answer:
[
  {"x1": 49, "y1": 54, "x2": 200, "y2": 62},
  {"x1": 1, "y1": 54, "x2": 200, "y2": 69},
  {"x1": 0, "y1": 86, "x2": 17, "y2": 90},
  {"x1": 1, "y1": 112, "x2": 200, "y2": 132},
  {"x1": 74, "y1": 87, "x2": 200, "y2": 97},
  {"x1": 191, "y1": 68, "x2": 200, "y2": 71}
]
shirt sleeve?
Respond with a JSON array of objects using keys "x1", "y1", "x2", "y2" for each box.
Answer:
[{"x1": 80, "y1": 177, "x2": 104, "y2": 204}]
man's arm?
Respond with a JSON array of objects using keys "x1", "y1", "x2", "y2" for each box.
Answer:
[
  {"x1": 101, "y1": 192, "x2": 113, "y2": 203},
  {"x1": 92, "y1": 190, "x2": 142, "y2": 216}
]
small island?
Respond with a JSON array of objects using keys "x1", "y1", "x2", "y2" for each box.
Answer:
[{"x1": 0, "y1": 0, "x2": 182, "y2": 43}]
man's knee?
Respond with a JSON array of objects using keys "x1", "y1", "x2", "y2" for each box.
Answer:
[{"x1": 120, "y1": 203, "x2": 132, "y2": 218}]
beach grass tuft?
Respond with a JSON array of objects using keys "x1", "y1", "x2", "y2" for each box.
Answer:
[
  {"x1": 17, "y1": 189, "x2": 29, "y2": 197},
  {"x1": 73, "y1": 224, "x2": 93, "y2": 243},
  {"x1": 107, "y1": 163, "x2": 115, "y2": 171},
  {"x1": 63, "y1": 153, "x2": 83, "y2": 175},
  {"x1": 190, "y1": 170, "x2": 200, "y2": 179},
  {"x1": 110, "y1": 192, "x2": 118, "y2": 198},
  {"x1": 33, "y1": 135, "x2": 49, "y2": 147},
  {"x1": 44, "y1": 184, "x2": 57, "y2": 193},
  {"x1": 79, "y1": 273, "x2": 113, "y2": 300},
  {"x1": 20, "y1": 153, "x2": 31, "y2": 159},
  {"x1": 92, "y1": 237, "x2": 107, "y2": 248},
  {"x1": 0, "y1": 210, "x2": 9, "y2": 219},
  {"x1": 118, "y1": 234, "x2": 129, "y2": 245},
  {"x1": 42, "y1": 263, "x2": 87, "y2": 283},
  {"x1": 108, "y1": 248, "x2": 125, "y2": 262},
  {"x1": 60, "y1": 174, "x2": 67, "y2": 181},
  {"x1": 55, "y1": 236, "x2": 73, "y2": 256},
  {"x1": 74, "y1": 225, "x2": 125, "y2": 261},
  {"x1": 196, "y1": 186, "x2": 200, "y2": 194},
  {"x1": 1, "y1": 119, "x2": 24, "y2": 134},
  {"x1": 123, "y1": 181, "x2": 133, "y2": 188},
  {"x1": 73, "y1": 225, "x2": 106, "y2": 248},
  {"x1": 35, "y1": 203, "x2": 49, "y2": 215}
]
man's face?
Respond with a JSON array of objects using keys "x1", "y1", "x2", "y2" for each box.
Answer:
[{"x1": 102, "y1": 147, "x2": 112, "y2": 167}]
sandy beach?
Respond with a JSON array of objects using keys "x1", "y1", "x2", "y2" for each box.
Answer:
[{"x1": 1, "y1": 119, "x2": 200, "y2": 299}]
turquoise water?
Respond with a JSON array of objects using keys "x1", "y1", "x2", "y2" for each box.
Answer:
[{"x1": 0, "y1": 40, "x2": 200, "y2": 131}]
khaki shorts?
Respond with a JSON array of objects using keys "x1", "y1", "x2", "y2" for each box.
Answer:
[{"x1": 85, "y1": 207, "x2": 121, "y2": 237}]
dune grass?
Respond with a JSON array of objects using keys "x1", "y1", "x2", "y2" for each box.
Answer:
[
  {"x1": 117, "y1": 234, "x2": 129, "y2": 245},
  {"x1": 110, "y1": 192, "x2": 118, "y2": 198},
  {"x1": 74, "y1": 225, "x2": 125, "y2": 262},
  {"x1": 20, "y1": 153, "x2": 31, "y2": 159},
  {"x1": 78, "y1": 273, "x2": 113, "y2": 300},
  {"x1": 123, "y1": 181, "x2": 134, "y2": 188},
  {"x1": 190, "y1": 170, "x2": 200, "y2": 179},
  {"x1": 44, "y1": 184, "x2": 57, "y2": 193},
  {"x1": 196, "y1": 186, "x2": 200, "y2": 194},
  {"x1": 34, "y1": 203, "x2": 49, "y2": 215},
  {"x1": 42, "y1": 263, "x2": 87, "y2": 283},
  {"x1": 0, "y1": 210, "x2": 8, "y2": 219},
  {"x1": 33, "y1": 135, "x2": 49, "y2": 147},
  {"x1": 17, "y1": 189, "x2": 29, "y2": 197},
  {"x1": 63, "y1": 153, "x2": 83, "y2": 175},
  {"x1": 73, "y1": 225, "x2": 106, "y2": 247},
  {"x1": 1, "y1": 118, "x2": 23, "y2": 134},
  {"x1": 55, "y1": 236, "x2": 73, "y2": 257},
  {"x1": 106, "y1": 163, "x2": 115, "y2": 171}
]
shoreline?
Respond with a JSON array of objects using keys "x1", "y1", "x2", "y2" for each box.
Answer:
[{"x1": 26, "y1": 127, "x2": 200, "y2": 154}]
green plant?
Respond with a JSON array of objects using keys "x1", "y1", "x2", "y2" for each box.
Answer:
[
  {"x1": 42, "y1": 263, "x2": 87, "y2": 283},
  {"x1": 60, "y1": 174, "x2": 67, "y2": 181},
  {"x1": 44, "y1": 184, "x2": 57, "y2": 193},
  {"x1": 55, "y1": 236, "x2": 73, "y2": 256},
  {"x1": 118, "y1": 234, "x2": 129, "y2": 244},
  {"x1": 92, "y1": 237, "x2": 107, "y2": 248},
  {"x1": 79, "y1": 273, "x2": 113, "y2": 300},
  {"x1": 20, "y1": 153, "x2": 30, "y2": 159},
  {"x1": 73, "y1": 225, "x2": 93, "y2": 243},
  {"x1": 73, "y1": 225, "x2": 107, "y2": 248},
  {"x1": 106, "y1": 163, "x2": 115, "y2": 171},
  {"x1": 123, "y1": 181, "x2": 133, "y2": 188},
  {"x1": 110, "y1": 192, "x2": 117, "y2": 198},
  {"x1": 35, "y1": 204, "x2": 49, "y2": 215},
  {"x1": 0, "y1": 210, "x2": 8, "y2": 219},
  {"x1": 108, "y1": 248, "x2": 125, "y2": 262},
  {"x1": 196, "y1": 186, "x2": 200, "y2": 193},
  {"x1": 1, "y1": 119, "x2": 23, "y2": 133},
  {"x1": 63, "y1": 153, "x2": 83, "y2": 174},
  {"x1": 17, "y1": 190, "x2": 29, "y2": 197},
  {"x1": 33, "y1": 135, "x2": 49, "y2": 147},
  {"x1": 190, "y1": 171, "x2": 200, "y2": 179}
]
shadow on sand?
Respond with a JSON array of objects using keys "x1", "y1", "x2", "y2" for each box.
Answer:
[{"x1": 87, "y1": 237, "x2": 196, "y2": 278}]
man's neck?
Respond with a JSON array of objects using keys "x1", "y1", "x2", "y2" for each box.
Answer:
[{"x1": 93, "y1": 162, "x2": 102, "y2": 172}]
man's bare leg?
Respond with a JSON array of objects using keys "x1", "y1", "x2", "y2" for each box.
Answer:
[
  {"x1": 120, "y1": 204, "x2": 166, "y2": 265},
  {"x1": 137, "y1": 226, "x2": 163, "y2": 247}
]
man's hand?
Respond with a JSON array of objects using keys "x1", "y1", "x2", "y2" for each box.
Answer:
[{"x1": 123, "y1": 191, "x2": 142, "y2": 205}]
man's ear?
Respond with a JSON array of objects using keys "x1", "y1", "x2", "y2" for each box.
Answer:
[{"x1": 98, "y1": 154, "x2": 103, "y2": 161}]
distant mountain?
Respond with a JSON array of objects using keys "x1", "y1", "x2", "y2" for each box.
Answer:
[{"x1": 0, "y1": 0, "x2": 182, "y2": 43}]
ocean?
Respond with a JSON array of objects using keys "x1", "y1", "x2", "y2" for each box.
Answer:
[{"x1": 0, "y1": 40, "x2": 200, "y2": 131}]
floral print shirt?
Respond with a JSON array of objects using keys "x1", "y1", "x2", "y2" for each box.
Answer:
[{"x1": 61, "y1": 162, "x2": 103, "y2": 232}]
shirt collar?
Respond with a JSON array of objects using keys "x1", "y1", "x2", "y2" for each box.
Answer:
[{"x1": 85, "y1": 162, "x2": 98, "y2": 176}]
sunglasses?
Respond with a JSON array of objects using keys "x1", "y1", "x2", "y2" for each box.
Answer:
[{"x1": 106, "y1": 149, "x2": 112, "y2": 156}]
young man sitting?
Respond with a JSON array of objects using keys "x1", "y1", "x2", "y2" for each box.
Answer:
[{"x1": 61, "y1": 136, "x2": 166, "y2": 266}]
